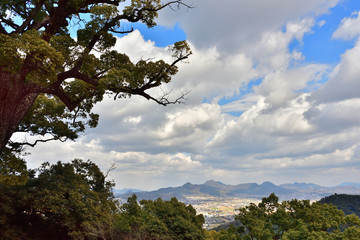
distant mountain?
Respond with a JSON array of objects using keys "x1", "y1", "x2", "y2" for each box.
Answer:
[
  {"x1": 117, "y1": 180, "x2": 360, "y2": 202},
  {"x1": 113, "y1": 188, "x2": 143, "y2": 196},
  {"x1": 280, "y1": 182, "x2": 323, "y2": 190},
  {"x1": 118, "y1": 180, "x2": 296, "y2": 201},
  {"x1": 337, "y1": 182, "x2": 360, "y2": 188}
]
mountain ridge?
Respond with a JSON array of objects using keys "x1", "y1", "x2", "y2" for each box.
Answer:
[{"x1": 117, "y1": 180, "x2": 360, "y2": 201}]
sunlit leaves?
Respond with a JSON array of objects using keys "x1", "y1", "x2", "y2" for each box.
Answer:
[
  {"x1": 0, "y1": 148, "x2": 27, "y2": 185},
  {"x1": 18, "y1": 93, "x2": 99, "y2": 146},
  {"x1": 170, "y1": 40, "x2": 192, "y2": 59},
  {"x1": 1, "y1": 0, "x2": 191, "y2": 154},
  {"x1": 124, "y1": 0, "x2": 161, "y2": 27},
  {"x1": 49, "y1": 34, "x2": 77, "y2": 67},
  {"x1": 0, "y1": 30, "x2": 64, "y2": 83},
  {"x1": 231, "y1": 193, "x2": 360, "y2": 240},
  {"x1": 90, "y1": 4, "x2": 119, "y2": 22},
  {"x1": 0, "y1": 159, "x2": 116, "y2": 239},
  {"x1": 115, "y1": 195, "x2": 205, "y2": 239}
]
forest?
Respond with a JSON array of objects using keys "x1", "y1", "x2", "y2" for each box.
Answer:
[
  {"x1": 2, "y1": 161, "x2": 360, "y2": 239},
  {"x1": 319, "y1": 194, "x2": 360, "y2": 217}
]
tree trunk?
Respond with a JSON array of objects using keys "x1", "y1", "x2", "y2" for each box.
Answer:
[{"x1": 0, "y1": 67, "x2": 38, "y2": 153}]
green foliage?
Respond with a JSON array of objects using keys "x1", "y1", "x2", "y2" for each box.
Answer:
[
  {"x1": 0, "y1": 159, "x2": 116, "y2": 239},
  {"x1": 205, "y1": 230, "x2": 220, "y2": 240},
  {"x1": 320, "y1": 194, "x2": 360, "y2": 217},
  {"x1": 0, "y1": 155, "x2": 208, "y2": 240},
  {"x1": 114, "y1": 194, "x2": 206, "y2": 240},
  {"x1": 0, "y1": 0, "x2": 192, "y2": 154},
  {"x1": 0, "y1": 148, "x2": 27, "y2": 185},
  {"x1": 0, "y1": 30, "x2": 64, "y2": 76},
  {"x1": 217, "y1": 225, "x2": 243, "y2": 240},
  {"x1": 218, "y1": 193, "x2": 360, "y2": 240},
  {"x1": 123, "y1": 0, "x2": 161, "y2": 28}
]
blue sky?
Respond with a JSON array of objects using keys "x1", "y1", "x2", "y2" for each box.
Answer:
[
  {"x1": 27, "y1": 0, "x2": 360, "y2": 190},
  {"x1": 290, "y1": 0, "x2": 360, "y2": 64},
  {"x1": 132, "y1": 0, "x2": 360, "y2": 113},
  {"x1": 126, "y1": 22, "x2": 186, "y2": 47}
]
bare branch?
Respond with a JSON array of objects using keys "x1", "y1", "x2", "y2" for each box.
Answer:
[
  {"x1": 125, "y1": 86, "x2": 190, "y2": 106},
  {"x1": 104, "y1": 163, "x2": 116, "y2": 178},
  {"x1": 156, "y1": 88, "x2": 190, "y2": 105},
  {"x1": 0, "y1": 17, "x2": 20, "y2": 31},
  {"x1": 0, "y1": 22, "x2": 7, "y2": 34},
  {"x1": 9, "y1": 136, "x2": 67, "y2": 150},
  {"x1": 141, "y1": 0, "x2": 194, "y2": 12},
  {"x1": 16, "y1": 0, "x2": 46, "y2": 33},
  {"x1": 30, "y1": 15, "x2": 51, "y2": 31}
]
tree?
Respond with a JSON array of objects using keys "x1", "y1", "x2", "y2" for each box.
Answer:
[
  {"x1": 319, "y1": 193, "x2": 360, "y2": 217},
  {"x1": 0, "y1": 148, "x2": 28, "y2": 185},
  {"x1": 0, "y1": 0, "x2": 192, "y2": 153},
  {"x1": 230, "y1": 193, "x2": 360, "y2": 240},
  {"x1": 0, "y1": 159, "x2": 117, "y2": 239},
  {"x1": 113, "y1": 195, "x2": 206, "y2": 239}
]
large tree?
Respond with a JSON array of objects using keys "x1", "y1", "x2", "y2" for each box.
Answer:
[
  {"x1": 0, "y1": 159, "x2": 117, "y2": 239},
  {"x1": 0, "y1": 0, "x2": 192, "y2": 154}
]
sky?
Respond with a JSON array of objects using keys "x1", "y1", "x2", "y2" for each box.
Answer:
[{"x1": 23, "y1": 0, "x2": 360, "y2": 190}]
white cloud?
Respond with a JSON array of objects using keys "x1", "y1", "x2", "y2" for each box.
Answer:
[
  {"x1": 318, "y1": 20, "x2": 326, "y2": 27},
  {"x1": 254, "y1": 64, "x2": 328, "y2": 109},
  {"x1": 112, "y1": 29, "x2": 170, "y2": 62},
  {"x1": 259, "y1": 146, "x2": 356, "y2": 169},
  {"x1": 310, "y1": 39, "x2": 360, "y2": 103},
  {"x1": 304, "y1": 98, "x2": 360, "y2": 131},
  {"x1": 24, "y1": 1, "x2": 360, "y2": 190},
  {"x1": 333, "y1": 11, "x2": 360, "y2": 40},
  {"x1": 123, "y1": 116, "x2": 142, "y2": 125},
  {"x1": 158, "y1": 0, "x2": 340, "y2": 52},
  {"x1": 156, "y1": 103, "x2": 222, "y2": 148}
]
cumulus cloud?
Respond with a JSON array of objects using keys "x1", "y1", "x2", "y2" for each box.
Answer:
[
  {"x1": 309, "y1": 39, "x2": 360, "y2": 103},
  {"x1": 304, "y1": 99, "x2": 360, "y2": 132},
  {"x1": 24, "y1": 1, "x2": 360, "y2": 190},
  {"x1": 254, "y1": 64, "x2": 327, "y2": 109},
  {"x1": 333, "y1": 11, "x2": 360, "y2": 40},
  {"x1": 158, "y1": 0, "x2": 340, "y2": 52}
]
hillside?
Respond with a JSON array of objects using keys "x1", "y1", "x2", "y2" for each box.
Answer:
[
  {"x1": 319, "y1": 194, "x2": 360, "y2": 216},
  {"x1": 117, "y1": 180, "x2": 360, "y2": 201}
]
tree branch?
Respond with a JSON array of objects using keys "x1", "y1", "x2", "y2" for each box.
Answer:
[
  {"x1": 144, "y1": 0, "x2": 194, "y2": 12},
  {"x1": 30, "y1": 15, "x2": 51, "y2": 31},
  {"x1": 139, "y1": 52, "x2": 191, "y2": 92},
  {"x1": 0, "y1": 22, "x2": 7, "y2": 34},
  {"x1": 122, "y1": 86, "x2": 189, "y2": 106},
  {"x1": 9, "y1": 136, "x2": 67, "y2": 150},
  {"x1": 104, "y1": 163, "x2": 116, "y2": 178},
  {"x1": 0, "y1": 16, "x2": 20, "y2": 31},
  {"x1": 16, "y1": 0, "x2": 46, "y2": 33}
]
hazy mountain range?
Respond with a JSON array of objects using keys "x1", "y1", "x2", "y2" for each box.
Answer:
[{"x1": 116, "y1": 180, "x2": 360, "y2": 201}]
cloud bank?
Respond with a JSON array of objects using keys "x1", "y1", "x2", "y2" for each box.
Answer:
[{"x1": 26, "y1": 0, "x2": 360, "y2": 190}]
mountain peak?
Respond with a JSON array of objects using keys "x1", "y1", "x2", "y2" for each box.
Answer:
[
  {"x1": 204, "y1": 180, "x2": 225, "y2": 186},
  {"x1": 183, "y1": 182, "x2": 193, "y2": 187},
  {"x1": 261, "y1": 181, "x2": 276, "y2": 186}
]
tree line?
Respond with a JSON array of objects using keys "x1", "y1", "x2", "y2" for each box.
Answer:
[
  {"x1": 2, "y1": 159, "x2": 360, "y2": 239},
  {"x1": 0, "y1": 159, "x2": 205, "y2": 239},
  {"x1": 319, "y1": 193, "x2": 360, "y2": 217},
  {"x1": 210, "y1": 193, "x2": 360, "y2": 240}
]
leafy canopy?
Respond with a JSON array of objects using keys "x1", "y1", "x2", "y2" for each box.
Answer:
[
  {"x1": 0, "y1": 0, "x2": 192, "y2": 153},
  {"x1": 0, "y1": 159, "x2": 116, "y2": 239},
  {"x1": 114, "y1": 194, "x2": 206, "y2": 240},
  {"x1": 218, "y1": 193, "x2": 360, "y2": 240}
]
